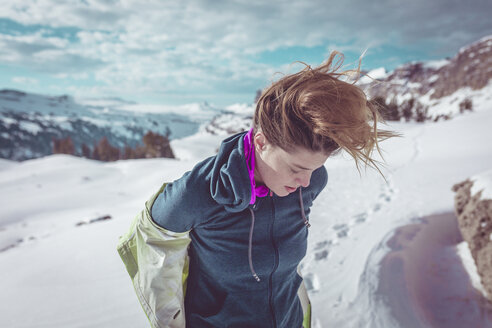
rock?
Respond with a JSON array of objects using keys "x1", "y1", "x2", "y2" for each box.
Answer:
[
  {"x1": 76, "y1": 215, "x2": 112, "y2": 226},
  {"x1": 452, "y1": 176, "x2": 492, "y2": 301}
]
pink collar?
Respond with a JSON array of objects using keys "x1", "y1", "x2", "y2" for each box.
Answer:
[{"x1": 244, "y1": 128, "x2": 270, "y2": 204}]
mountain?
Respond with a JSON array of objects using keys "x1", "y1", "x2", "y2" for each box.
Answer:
[
  {"x1": 204, "y1": 35, "x2": 492, "y2": 134},
  {"x1": 2, "y1": 35, "x2": 491, "y2": 161},
  {"x1": 0, "y1": 90, "x2": 224, "y2": 161},
  {"x1": 1, "y1": 87, "x2": 492, "y2": 327},
  {"x1": 359, "y1": 35, "x2": 492, "y2": 122},
  {"x1": 203, "y1": 103, "x2": 254, "y2": 136}
]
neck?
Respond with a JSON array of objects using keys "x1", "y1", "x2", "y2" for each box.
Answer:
[{"x1": 253, "y1": 147, "x2": 265, "y2": 186}]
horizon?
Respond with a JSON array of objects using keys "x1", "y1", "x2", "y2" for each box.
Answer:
[{"x1": 1, "y1": 0, "x2": 491, "y2": 108}]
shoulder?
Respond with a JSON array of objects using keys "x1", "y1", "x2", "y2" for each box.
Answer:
[
  {"x1": 166, "y1": 130, "x2": 250, "y2": 210},
  {"x1": 311, "y1": 165, "x2": 328, "y2": 192}
]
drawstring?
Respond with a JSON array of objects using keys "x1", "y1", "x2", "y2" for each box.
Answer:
[
  {"x1": 248, "y1": 208, "x2": 261, "y2": 282},
  {"x1": 247, "y1": 187, "x2": 310, "y2": 282},
  {"x1": 299, "y1": 187, "x2": 311, "y2": 228}
]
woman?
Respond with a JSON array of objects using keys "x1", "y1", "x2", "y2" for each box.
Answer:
[{"x1": 118, "y1": 51, "x2": 396, "y2": 328}]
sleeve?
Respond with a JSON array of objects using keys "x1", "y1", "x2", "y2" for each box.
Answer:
[{"x1": 150, "y1": 157, "x2": 219, "y2": 232}]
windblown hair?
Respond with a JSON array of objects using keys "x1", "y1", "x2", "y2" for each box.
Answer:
[{"x1": 253, "y1": 50, "x2": 398, "y2": 175}]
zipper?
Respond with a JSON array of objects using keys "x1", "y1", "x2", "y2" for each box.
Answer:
[
  {"x1": 252, "y1": 196, "x2": 263, "y2": 211},
  {"x1": 268, "y1": 196, "x2": 279, "y2": 328}
]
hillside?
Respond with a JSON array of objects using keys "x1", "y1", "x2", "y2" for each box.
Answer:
[
  {"x1": 0, "y1": 90, "x2": 223, "y2": 160},
  {"x1": 359, "y1": 35, "x2": 492, "y2": 122}
]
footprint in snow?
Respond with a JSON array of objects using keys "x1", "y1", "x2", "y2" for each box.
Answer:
[
  {"x1": 333, "y1": 223, "x2": 349, "y2": 238},
  {"x1": 303, "y1": 272, "x2": 320, "y2": 292},
  {"x1": 354, "y1": 212, "x2": 368, "y2": 223},
  {"x1": 314, "y1": 250, "x2": 329, "y2": 261},
  {"x1": 313, "y1": 240, "x2": 331, "y2": 261}
]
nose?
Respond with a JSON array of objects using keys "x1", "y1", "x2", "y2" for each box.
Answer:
[{"x1": 295, "y1": 171, "x2": 311, "y2": 188}]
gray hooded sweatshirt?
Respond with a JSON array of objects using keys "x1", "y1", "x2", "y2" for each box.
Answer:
[{"x1": 151, "y1": 131, "x2": 328, "y2": 328}]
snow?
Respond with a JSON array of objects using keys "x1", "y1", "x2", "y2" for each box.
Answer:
[
  {"x1": 406, "y1": 81, "x2": 421, "y2": 89},
  {"x1": 420, "y1": 79, "x2": 492, "y2": 118},
  {"x1": 1, "y1": 98, "x2": 492, "y2": 327},
  {"x1": 170, "y1": 129, "x2": 225, "y2": 161},
  {"x1": 0, "y1": 116, "x2": 17, "y2": 125},
  {"x1": 456, "y1": 241, "x2": 487, "y2": 297},
  {"x1": 479, "y1": 46, "x2": 491, "y2": 54},
  {"x1": 471, "y1": 168, "x2": 492, "y2": 200},
  {"x1": 118, "y1": 102, "x2": 223, "y2": 121},
  {"x1": 224, "y1": 103, "x2": 255, "y2": 115},
  {"x1": 428, "y1": 74, "x2": 439, "y2": 83},
  {"x1": 0, "y1": 90, "x2": 216, "y2": 152},
  {"x1": 423, "y1": 58, "x2": 450, "y2": 70},
  {"x1": 459, "y1": 34, "x2": 492, "y2": 53},
  {"x1": 479, "y1": 34, "x2": 492, "y2": 43},
  {"x1": 75, "y1": 97, "x2": 135, "y2": 108},
  {"x1": 394, "y1": 91, "x2": 414, "y2": 105},
  {"x1": 49, "y1": 116, "x2": 74, "y2": 130},
  {"x1": 358, "y1": 67, "x2": 387, "y2": 84},
  {"x1": 77, "y1": 115, "x2": 111, "y2": 127},
  {"x1": 18, "y1": 121, "x2": 42, "y2": 135}
]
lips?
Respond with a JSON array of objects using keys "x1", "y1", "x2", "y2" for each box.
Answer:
[{"x1": 285, "y1": 186, "x2": 297, "y2": 193}]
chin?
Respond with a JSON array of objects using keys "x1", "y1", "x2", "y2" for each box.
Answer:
[{"x1": 275, "y1": 189, "x2": 290, "y2": 197}]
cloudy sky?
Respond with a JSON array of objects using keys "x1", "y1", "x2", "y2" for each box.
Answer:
[{"x1": 0, "y1": 0, "x2": 491, "y2": 107}]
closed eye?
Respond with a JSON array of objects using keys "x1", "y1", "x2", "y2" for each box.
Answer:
[{"x1": 290, "y1": 167, "x2": 300, "y2": 174}]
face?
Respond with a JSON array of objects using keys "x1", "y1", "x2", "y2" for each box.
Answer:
[{"x1": 253, "y1": 132, "x2": 329, "y2": 197}]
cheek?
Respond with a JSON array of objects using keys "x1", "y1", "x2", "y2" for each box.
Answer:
[{"x1": 276, "y1": 169, "x2": 295, "y2": 185}]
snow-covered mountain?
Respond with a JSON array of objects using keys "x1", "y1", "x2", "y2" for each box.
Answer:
[
  {"x1": 203, "y1": 103, "x2": 254, "y2": 136},
  {"x1": 2, "y1": 35, "x2": 492, "y2": 327},
  {"x1": 2, "y1": 35, "x2": 491, "y2": 163},
  {"x1": 0, "y1": 90, "x2": 225, "y2": 161},
  {"x1": 359, "y1": 35, "x2": 492, "y2": 121},
  {"x1": 202, "y1": 35, "x2": 492, "y2": 136},
  {"x1": 1, "y1": 93, "x2": 492, "y2": 327}
]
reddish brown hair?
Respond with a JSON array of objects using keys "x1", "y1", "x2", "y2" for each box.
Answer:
[{"x1": 253, "y1": 51, "x2": 398, "y2": 174}]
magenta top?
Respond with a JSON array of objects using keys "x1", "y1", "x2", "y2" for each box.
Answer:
[{"x1": 243, "y1": 128, "x2": 269, "y2": 204}]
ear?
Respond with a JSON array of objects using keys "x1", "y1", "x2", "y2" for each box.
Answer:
[{"x1": 253, "y1": 131, "x2": 269, "y2": 153}]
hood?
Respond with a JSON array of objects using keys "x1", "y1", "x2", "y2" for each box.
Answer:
[{"x1": 209, "y1": 131, "x2": 252, "y2": 213}]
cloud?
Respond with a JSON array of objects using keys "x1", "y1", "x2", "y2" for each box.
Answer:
[
  {"x1": 0, "y1": 0, "x2": 491, "y2": 104},
  {"x1": 0, "y1": 32, "x2": 64, "y2": 59},
  {"x1": 12, "y1": 76, "x2": 38, "y2": 85},
  {"x1": 2, "y1": 1, "x2": 491, "y2": 55},
  {"x1": 0, "y1": 30, "x2": 105, "y2": 73}
]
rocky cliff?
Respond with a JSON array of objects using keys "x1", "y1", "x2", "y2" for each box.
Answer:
[
  {"x1": 360, "y1": 35, "x2": 492, "y2": 122},
  {"x1": 452, "y1": 170, "x2": 492, "y2": 300}
]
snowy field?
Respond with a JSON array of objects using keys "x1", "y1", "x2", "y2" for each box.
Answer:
[{"x1": 1, "y1": 100, "x2": 492, "y2": 327}]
